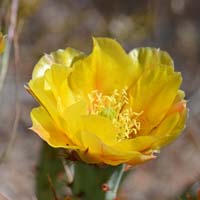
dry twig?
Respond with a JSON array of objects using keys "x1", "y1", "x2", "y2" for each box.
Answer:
[
  {"x1": 0, "y1": 0, "x2": 18, "y2": 92},
  {"x1": 47, "y1": 174, "x2": 59, "y2": 200},
  {"x1": 0, "y1": 0, "x2": 20, "y2": 163}
]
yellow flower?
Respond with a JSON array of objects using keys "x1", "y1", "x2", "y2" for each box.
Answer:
[
  {"x1": 27, "y1": 37, "x2": 187, "y2": 166},
  {"x1": 0, "y1": 32, "x2": 5, "y2": 54}
]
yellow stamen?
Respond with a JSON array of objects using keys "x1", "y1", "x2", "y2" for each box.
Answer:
[{"x1": 87, "y1": 89, "x2": 143, "y2": 141}]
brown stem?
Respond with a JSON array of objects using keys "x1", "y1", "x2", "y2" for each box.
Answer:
[{"x1": 47, "y1": 174, "x2": 59, "y2": 200}]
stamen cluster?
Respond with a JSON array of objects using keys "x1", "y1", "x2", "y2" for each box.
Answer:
[{"x1": 88, "y1": 89, "x2": 143, "y2": 141}]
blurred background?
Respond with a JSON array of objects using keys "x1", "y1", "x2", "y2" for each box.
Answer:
[{"x1": 0, "y1": 0, "x2": 200, "y2": 199}]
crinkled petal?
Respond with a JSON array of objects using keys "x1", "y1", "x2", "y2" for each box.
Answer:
[
  {"x1": 32, "y1": 47, "x2": 84, "y2": 79},
  {"x1": 128, "y1": 47, "x2": 174, "y2": 89},
  {"x1": 129, "y1": 47, "x2": 174, "y2": 71}
]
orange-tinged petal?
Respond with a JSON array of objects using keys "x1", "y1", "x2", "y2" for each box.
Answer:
[
  {"x1": 151, "y1": 95, "x2": 187, "y2": 149},
  {"x1": 167, "y1": 90, "x2": 186, "y2": 114},
  {"x1": 126, "y1": 153, "x2": 155, "y2": 166},
  {"x1": 161, "y1": 108, "x2": 187, "y2": 147},
  {"x1": 151, "y1": 108, "x2": 187, "y2": 149},
  {"x1": 150, "y1": 112, "x2": 180, "y2": 138},
  {"x1": 101, "y1": 149, "x2": 155, "y2": 166},
  {"x1": 31, "y1": 106, "x2": 77, "y2": 149}
]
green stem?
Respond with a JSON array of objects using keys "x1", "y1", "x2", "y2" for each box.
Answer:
[{"x1": 105, "y1": 164, "x2": 125, "y2": 200}]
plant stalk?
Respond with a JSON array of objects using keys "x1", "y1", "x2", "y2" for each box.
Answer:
[{"x1": 105, "y1": 164, "x2": 125, "y2": 200}]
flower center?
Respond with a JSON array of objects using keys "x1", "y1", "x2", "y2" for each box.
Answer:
[{"x1": 87, "y1": 89, "x2": 143, "y2": 141}]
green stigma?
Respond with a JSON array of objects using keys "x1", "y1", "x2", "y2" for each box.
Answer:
[{"x1": 100, "y1": 108, "x2": 116, "y2": 120}]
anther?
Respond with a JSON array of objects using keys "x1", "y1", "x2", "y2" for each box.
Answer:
[{"x1": 87, "y1": 89, "x2": 143, "y2": 141}]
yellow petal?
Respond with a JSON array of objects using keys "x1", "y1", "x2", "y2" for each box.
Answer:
[
  {"x1": 126, "y1": 153, "x2": 155, "y2": 166},
  {"x1": 76, "y1": 130, "x2": 137, "y2": 165},
  {"x1": 129, "y1": 47, "x2": 174, "y2": 71},
  {"x1": 31, "y1": 106, "x2": 77, "y2": 148},
  {"x1": 151, "y1": 112, "x2": 180, "y2": 137},
  {"x1": 28, "y1": 77, "x2": 59, "y2": 124},
  {"x1": 28, "y1": 65, "x2": 76, "y2": 125},
  {"x1": 162, "y1": 108, "x2": 187, "y2": 146},
  {"x1": 32, "y1": 101, "x2": 88, "y2": 158},
  {"x1": 68, "y1": 55, "x2": 95, "y2": 97},
  {"x1": 101, "y1": 149, "x2": 154, "y2": 166},
  {"x1": 27, "y1": 38, "x2": 187, "y2": 166},
  {"x1": 69, "y1": 37, "x2": 136, "y2": 95},
  {"x1": 128, "y1": 47, "x2": 174, "y2": 88},
  {"x1": 62, "y1": 103, "x2": 141, "y2": 165},
  {"x1": 168, "y1": 90, "x2": 186, "y2": 114},
  {"x1": 75, "y1": 128, "x2": 155, "y2": 165},
  {"x1": 150, "y1": 89, "x2": 187, "y2": 148},
  {"x1": 43, "y1": 65, "x2": 75, "y2": 111},
  {"x1": 61, "y1": 101, "x2": 87, "y2": 138},
  {"x1": 112, "y1": 136, "x2": 156, "y2": 152},
  {"x1": 81, "y1": 115, "x2": 117, "y2": 146},
  {"x1": 130, "y1": 64, "x2": 182, "y2": 135},
  {"x1": 32, "y1": 47, "x2": 84, "y2": 79},
  {"x1": 151, "y1": 106, "x2": 187, "y2": 149},
  {"x1": 76, "y1": 130, "x2": 113, "y2": 164}
]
